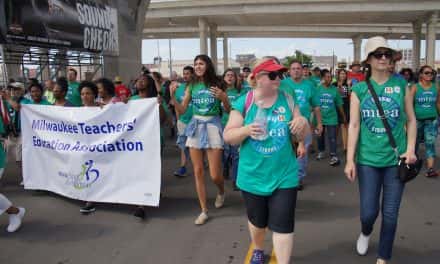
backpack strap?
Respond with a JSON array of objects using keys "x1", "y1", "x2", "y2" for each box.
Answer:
[{"x1": 243, "y1": 90, "x2": 254, "y2": 118}]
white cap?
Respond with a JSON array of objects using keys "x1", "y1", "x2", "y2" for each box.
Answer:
[
  {"x1": 363, "y1": 36, "x2": 394, "y2": 62},
  {"x1": 9, "y1": 82, "x2": 25, "y2": 90}
]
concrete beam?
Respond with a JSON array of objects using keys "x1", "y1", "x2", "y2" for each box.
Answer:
[
  {"x1": 209, "y1": 24, "x2": 218, "y2": 71},
  {"x1": 352, "y1": 35, "x2": 362, "y2": 63},
  {"x1": 146, "y1": 1, "x2": 440, "y2": 18},
  {"x1": 198, "y1": 18, "x2": 208, "y2": 55},
  {"x1": 426, "y1": 12, "x2": 438, "y2": 67},
  {"x1": 223, "y1": 36, "x2": 229, "y2": 69},
  {"x1": 412, "y1": 20, "x2": 422, "y2": 70}
]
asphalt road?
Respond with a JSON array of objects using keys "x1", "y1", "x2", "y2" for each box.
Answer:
[{"x1": 1, "y1": 138, "x2": 439, "y2": 264}]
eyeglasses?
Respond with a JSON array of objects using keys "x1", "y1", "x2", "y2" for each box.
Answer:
[
  {"x1": 261, "y1": 71, "x2": 284, "y2": 81},
  {"x1": 371, "y1": 50, "x2": 393, "y2": 60},
  {"x1": 423, "y1": 71, "x2": 434, "y2": 76}
]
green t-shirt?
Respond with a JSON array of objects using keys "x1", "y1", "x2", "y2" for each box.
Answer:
[
  {"x1": 316, "y1": 84, "x2": 343, "y2": 125},
  {"x1": 352, "y1": 77, "x2": 408, "y2": 167},
  {"x1": 310, "y1": 76, "x2": 321, "y2": 87},
  {"x1": 175, "y1": 83, "x2": 193, "y2": 124},
  {"x1": 190, "y1": 82, "x2": 221, "y2": 116},
  {"x1": 232, "y1": 90, "x2": 299, "y2": 195},
  {"x1": 22, "y1": 99, "x2": 52, "y2": 105},
  {"x1": 221, "y1": 88, "x2": 241, "y2": 126},
  {"x1": 279, "y1": 78, "x2": 319, "y2": 120},
  {"x1": 67, "y1": 81, "x2": 82, "y2": 106},
  {"x1": 414, "y1": 82, "x2": 438, "y2": 120}
]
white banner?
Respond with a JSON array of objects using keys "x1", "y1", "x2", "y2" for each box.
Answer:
[{"x1": 21, "y1": 99, "x2": 161, "y2": 206}]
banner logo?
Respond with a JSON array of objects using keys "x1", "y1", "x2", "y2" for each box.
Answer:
[{"x1": 59, "y1": 160, "x2": 100, "y2": 190}]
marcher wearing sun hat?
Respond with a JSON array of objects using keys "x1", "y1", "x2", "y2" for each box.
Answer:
[{"x1": 345, "y1": 36, "x2": 417, "y2": 264}]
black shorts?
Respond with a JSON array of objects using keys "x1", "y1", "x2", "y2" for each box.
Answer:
[{"x1": 241, "y1": 188, "x2": 298, "y2": 234}]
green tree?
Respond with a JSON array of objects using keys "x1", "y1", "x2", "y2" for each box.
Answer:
[{"x1": 283, "y1": 50, "x2": 313, "y2": 68}]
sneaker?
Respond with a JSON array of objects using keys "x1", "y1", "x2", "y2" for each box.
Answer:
[
  {"x1": 134, "y1": 207, "x2": 146, "y2": 219},
  {"x1": 329, "y1": 156, "x2": 341, "y2": 166},
  {"x1": 214, "y1": 193, "x2": 225, "y2": 208},
  {"x1": 249, "y1": 249, "x2": 264, "y2": 264},
  {"x1": 316, "y1": 152, "x2": 325, "y2": 160},
  {"x1": 376, "y1": 259, "x2": 387, "y2": 264},
  {"x1": 194, "y1": 211, "x2": 209, "y2": 225},
  {"x1": 356, "y1": 233, "x2": 370, "y2": 256},
  {"x1": 80, "y1": 203, "x2": 96, "y2": 214},
  {"x1": 426, "y1": 168, "x2": 438, "y2": 178},
  {"x1": 7, "y1": 207, "x2": 25, "y2": 233},
  {"x1": 19, "y1": 181, "x2": 24, "y2": 186},
  {"x1": 232, "y1": 181, "x2": 239, "y2": 191},
  {"x1": 298, "y1": 180, "x2": 305, "y2": 191},
  {"x1": 173, "y1": 166, "x2": 187, "y2": 177}
]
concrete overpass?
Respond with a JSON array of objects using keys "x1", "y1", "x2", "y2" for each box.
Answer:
[{"x1": 144, "y1": 0, "x2": 440, "y2": 70}]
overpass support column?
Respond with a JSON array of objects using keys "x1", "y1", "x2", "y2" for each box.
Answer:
[
  {"x1": 426, "y1": 12, "x2": 438, "y2": 67},
  {"x1": 198, "y1": 18, "x2": 208, "y2": 55},
  {"x1": 352, "y1": 35, "x2": 362, "y2": 63},
  {"x1": 209, "y1": 23, "x2": 218, "y2": 72},
  {"x1": 412, "y1": 21, "x2": 422, "y2": 71},
  {"x1": 223, "y1": 36, "x2": 229, "y2": 70}
]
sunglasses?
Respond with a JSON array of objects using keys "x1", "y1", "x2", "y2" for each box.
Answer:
[
  {"x1": 423, "y1": 71, "x2": 434, "y2": 76},
  {"x1": 261, "y1": 71, "x2": 284, "y2": 81},
  {"x1": 371, "y1": 50, "x2": 393, "y2": 60}
]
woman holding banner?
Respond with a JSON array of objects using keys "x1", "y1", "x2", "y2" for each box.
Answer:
[
  {"x1": 170, "y1": 55, "x2": 229, "y2": 225},
  {"x1": 78, "y1": 81, "x2": 100, "y2": 214}
]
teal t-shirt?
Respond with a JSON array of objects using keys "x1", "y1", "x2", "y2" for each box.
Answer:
[
  {"x1": 352, "y1": 77, "x2": 408, "y2": 167},
  {"x1": 67, "y1": 81, "x2": 82, "y2": 106},
  {"x1": 22, "y1": 99, "x2": 51, "y2": 105},
  {"x1": 233, "y1": 90, "x2": 299, "y2": 196},
  {"x1": 414, "y1": 82, "x2": 438, "y2": 120},
  {"x1": 279, "y1": 78, "x2": 319, "y2": 120},
  {"x1": 221, "y1": 88, "x2": 241, "y2": 126},
  {"x1": 175, "y1": 83, "x2": 193, "y2": 124},
  {"x1": 317, "y1": 84, "x2": 343, "y2": 125},
  {"x1": 190, "y1": 82, "x2": 221, "y2": 116},
  {"x1": 310, "y1": 76, "x2": 321, "y2": 87}
]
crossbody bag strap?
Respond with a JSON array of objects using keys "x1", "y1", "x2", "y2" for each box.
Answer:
[{"x1": 365, "y1": 78, "x2": 400, "y2": 159}]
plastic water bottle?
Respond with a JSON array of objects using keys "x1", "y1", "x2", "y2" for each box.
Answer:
[{"x1": 252, "y1": 100, "x2": 268, "y2": 140}]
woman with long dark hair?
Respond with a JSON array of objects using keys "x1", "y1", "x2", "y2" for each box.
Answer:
[
  {"x1": 334, "y1": 69, "x2": 350, "y2": 150},
  {"x1": 411, "y1": 65, "x2": 439, "y2": 177},
  {"x1": 221, "y1": 69, "x2": 242, "y2": 189},
  {"x1": 345, "y1": 36, "x2": 417, "y2": 264},
  {"x1": 170, "y1": 55, "x2": 230, "y2": 225}
]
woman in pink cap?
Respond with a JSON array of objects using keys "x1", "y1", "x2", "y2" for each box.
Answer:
[{"x1": 224, "y1": 58, "x2": 309, "y2": 264}]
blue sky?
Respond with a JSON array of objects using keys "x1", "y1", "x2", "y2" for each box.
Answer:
[{"x1": 142, "y1": 38, "x2": 440, "y2": 64}]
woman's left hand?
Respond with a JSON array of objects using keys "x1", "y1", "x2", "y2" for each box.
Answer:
[
  {"x1": 289, "y1": 116, "x2": 310, "y2": 139},
  {"x1": 400, "y1": 151, "x2": 417, "y2": 164},
  {"x1": 296, "y1": 141, "x2": 306, "y2": 158},
  {"x1": 209, "y1": 86, "x2": 226, "y2": 100}
]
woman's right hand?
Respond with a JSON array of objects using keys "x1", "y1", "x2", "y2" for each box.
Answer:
[
  {"x1": 344, "y1": 160, "x2": 356, "y2": 182},
  {"x1": 247, "y1": 123, "x2": 264, "y2": 138}
]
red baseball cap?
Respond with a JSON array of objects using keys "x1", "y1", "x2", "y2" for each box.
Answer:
[{"x1": 251, "y1": 59, "x2": 287, "y2": 78}]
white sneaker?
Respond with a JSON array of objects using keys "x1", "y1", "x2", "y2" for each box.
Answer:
[
  {"x1": 194, "y1": 211, "x2": 209, "y2": 225},
  {"x1": 356, "y1": 233, "x2": 370, "y2": 256},
  {"x1": 214, "y1": 193, "x2": 225, "y2": 208},
  {"x1": 7, "y1": 207, "x2": 26, "y2": 233}
]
